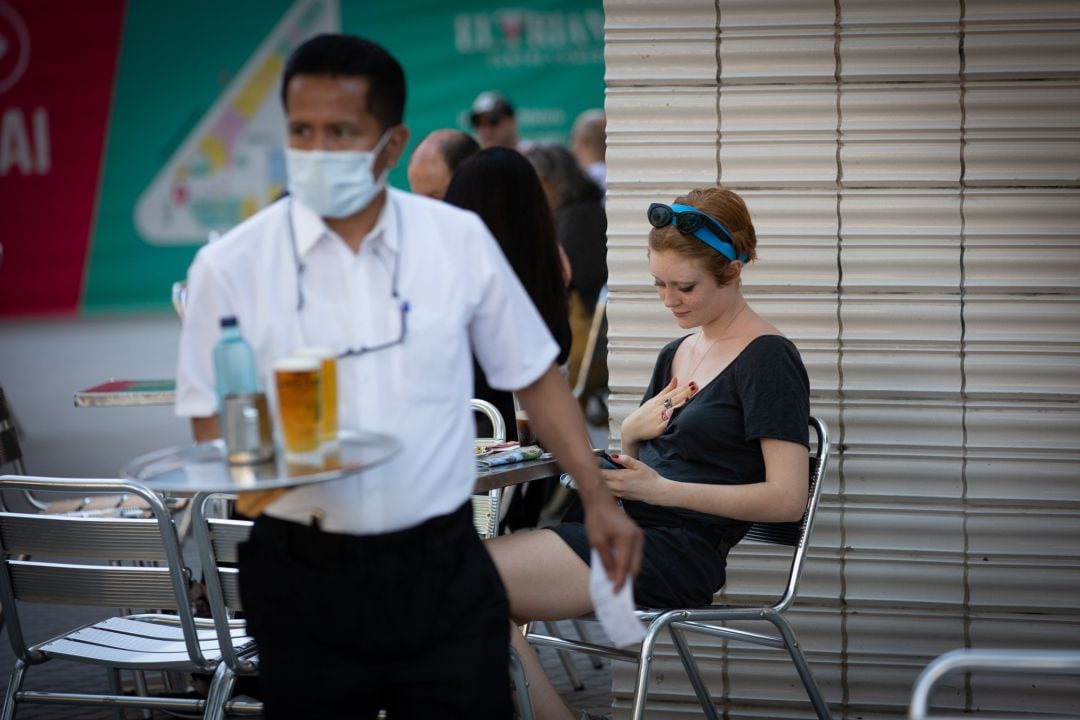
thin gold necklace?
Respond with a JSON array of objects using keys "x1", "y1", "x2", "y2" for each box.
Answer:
[
  {"x1": 685, "y1": 333, "x2": 721, "y2": 380},
  {"x1": 685, "y1": 303, "x2": 748, "y2": 380}
]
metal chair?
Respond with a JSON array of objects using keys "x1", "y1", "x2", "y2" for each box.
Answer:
[
  {"x1": 0, "y1": 475, "x2": 252, "y2": 719},
  {"x1": 527, "y1": 417, "x2": 832, "y2": 720},
  {"x1": 471, "y1": 398, "x2": 507, "y2": 539},
  {"x1": 909, "y1": 648, "x2": 1080, "y2": 720},
  {"x1": 191, "y1": 493, "x2": 262, "y2": 720}
]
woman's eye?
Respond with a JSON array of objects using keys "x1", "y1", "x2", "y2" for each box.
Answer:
[{"x1": 678, "y1": 285, "x2": 695, "y2": 293}]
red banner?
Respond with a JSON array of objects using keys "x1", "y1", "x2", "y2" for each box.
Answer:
[{"x1": 0, "y1": 0, "x2": 126, "y2": 316}]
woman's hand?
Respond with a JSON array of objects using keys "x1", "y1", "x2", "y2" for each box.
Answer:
[
  {"x1": 600, "y1": 454, "x2": 669, "y2": 505},
  {"x1": 620, "y1": 376, "x2": 696, "y2": 453}
]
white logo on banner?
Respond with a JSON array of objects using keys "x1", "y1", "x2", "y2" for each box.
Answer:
[
  {"x1": 135, "y1": 0, "x2": 339, "y2": 245},
  {"x1": 0, "y1": 2, "x2": 31, "y2": 95}
]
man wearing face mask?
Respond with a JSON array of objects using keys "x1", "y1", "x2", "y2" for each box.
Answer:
[{"x1": 175, "y1": 34, "x2": 641, "y2": 718}]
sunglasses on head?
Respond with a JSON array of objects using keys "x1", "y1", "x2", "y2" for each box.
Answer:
[{"x1": 647, "y1": 202, "x2": 748, "y2": 263}]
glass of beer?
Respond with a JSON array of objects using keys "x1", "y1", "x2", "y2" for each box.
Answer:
[
  {"x1": 273, "y1": 356, "x2": 321, "y2": 456},
  {"x1": 294, "y1": 346, "x2": 338, "y2": 444}
]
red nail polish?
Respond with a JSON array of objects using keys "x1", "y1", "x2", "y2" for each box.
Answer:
[
  {"x1": 611, "y1": 453, "x2": 619, "y2": 459},
  {"x1": 689, "y1": 381, "x2": 698, "y2": 392}
]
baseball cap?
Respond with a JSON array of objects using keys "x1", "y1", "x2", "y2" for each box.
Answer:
[{"x1": 469, "y1": 91, "x2": 514, "y2": 126}]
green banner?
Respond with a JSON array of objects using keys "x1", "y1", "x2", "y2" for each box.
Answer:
[{"x1": 81, "y1": 0, "x2": 603, "y2": 314}]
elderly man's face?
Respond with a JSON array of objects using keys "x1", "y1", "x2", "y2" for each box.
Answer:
[{"x1": 407, "y1": 149, "x2": 452, "y2": 199}]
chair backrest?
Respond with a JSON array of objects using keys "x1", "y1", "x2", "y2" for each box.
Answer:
[
  {"x1": 740, "y1": 416, "x2": 830, "y2": 613},
  {"x1": 471, "y1": 399, "x2": 506, "y2": 538},
  {"x1": 572, "y1": 286, "x2": 608, "y2": 400},
  {"x1": 191, "y1": 492, "x2": 256, "y2": 672},
  {"x1": 0, "y1": 475, "x2": 205, "y2": 665}
]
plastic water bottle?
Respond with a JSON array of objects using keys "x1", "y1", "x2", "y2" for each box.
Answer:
[
  {"x1": 213, "y1": 317, "x2": 258, "y2": 404},
  {"x1": 213, "y1": 317, "x2": 273, "y2": 464}
]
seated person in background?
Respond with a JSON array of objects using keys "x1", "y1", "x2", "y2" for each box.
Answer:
[
  {"x1": 406, "y1": 129, "x2": 479, "y2": 200},
  {"x1": 570, "y1": 108, "x2": 607, "y2": 195},
  {"x1": 485, "y1": 186, "x2": 811, "y2": 720},
  {"x1": 444, "y1": 147, "x2": 573, "y2": 529},
  {"x1": 525, "y1": 142, "x2": 609, "y2": 419}
]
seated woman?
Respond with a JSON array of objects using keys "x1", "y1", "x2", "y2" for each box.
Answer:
[{"x1": 486, "y1": 186, "x2": 811, "y2": 720}]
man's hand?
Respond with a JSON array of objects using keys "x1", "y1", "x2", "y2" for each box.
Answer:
[{"x1": 583, "y1": 496, "x2": 643, "y2": 592}]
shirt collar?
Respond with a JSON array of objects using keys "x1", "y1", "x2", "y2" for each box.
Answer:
[{"x1": 289, "y1": 191, "x2": 400, "y2": 258}]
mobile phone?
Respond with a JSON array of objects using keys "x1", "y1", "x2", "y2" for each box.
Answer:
[{"x1": 595, "y1": 449, "x2": 625, "y2": 470}]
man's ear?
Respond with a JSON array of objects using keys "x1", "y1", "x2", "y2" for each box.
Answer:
[{"x1": 383, "y1": 124, "x2": 411, "y2": 171}]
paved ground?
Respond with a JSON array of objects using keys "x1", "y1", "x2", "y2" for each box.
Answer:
[{"x1": 0, "y1": 603, "x2": 612, "y2": 719}]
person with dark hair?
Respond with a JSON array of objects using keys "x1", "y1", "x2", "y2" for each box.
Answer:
[
  {"x1": 407, "y1": 129, "x2": 480, "y2": 200},
  {"x1": 445, "y1": 148, "x2": 573, "y2": 529},
  {"x1": 487, "y1": 186, "x2": 811, "y2": 720},
  {"x1": 177, "y1": 33, "x2": 642, "y2": 718},
  {"x1": 526, "y1": 142, "x2": 609, "y2": 421},
  {"x1": 444, "y1": 147, "x2": 572, "y2": 433}
]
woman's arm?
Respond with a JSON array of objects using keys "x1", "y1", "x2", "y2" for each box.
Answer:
[{"x1": 603, "y1": 437, "x2": 809, "y2": 523}]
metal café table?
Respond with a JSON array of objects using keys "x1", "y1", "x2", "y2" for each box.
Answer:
[
  {"x1": 75, "y1": 379, "x2": 177, "y2": 408},
  {"x1": 123, "y1": 432, "x2": 559, "y2": 495},
  {"x1": 122, "y1": 430, "x2": 402, "y2": 493}
]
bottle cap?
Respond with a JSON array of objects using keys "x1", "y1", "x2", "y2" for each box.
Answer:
[{"x1": 220, "y1": 316, "x2": 238, "y2": 328}]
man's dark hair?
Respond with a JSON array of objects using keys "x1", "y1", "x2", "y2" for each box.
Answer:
[
  {"x1": 441, "y1": 132, "x2": 481, "y2": 173},
  {"x1": 281, "y1": 34, "x2": 406, "y2": 128}
]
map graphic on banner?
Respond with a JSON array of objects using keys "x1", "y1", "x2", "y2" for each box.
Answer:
[{"x1": 135, "y1": 0, "x2": 338, "y2": 245}]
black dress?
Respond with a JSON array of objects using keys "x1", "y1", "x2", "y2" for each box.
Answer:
[{"x1": 551, "y1": 334, "x2": 810, "y2": 608}]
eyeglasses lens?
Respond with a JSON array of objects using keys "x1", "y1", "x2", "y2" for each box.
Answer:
[
  {"x1": 647, "y1": 205, "x2": 672, "y2": 229},
  {"x1": 674, "y1": 213, "x2": 703, "y2": 234}
]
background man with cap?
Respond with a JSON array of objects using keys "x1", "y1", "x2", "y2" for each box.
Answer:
[{"x1": 469, "y1": 90, "x2": 528, "y2": 150}]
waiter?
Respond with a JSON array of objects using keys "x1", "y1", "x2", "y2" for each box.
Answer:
[{"x1": 175, "y1": 33, "x2": 641, "y2": 719}]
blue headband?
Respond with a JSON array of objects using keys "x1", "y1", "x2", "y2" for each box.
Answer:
[{"x1": 670, "y1": 203, "x2": 748, "y2": 263}]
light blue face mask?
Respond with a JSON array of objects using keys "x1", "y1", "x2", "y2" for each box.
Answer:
[{"x1": 285, "y1": 129, "x2": 393, "y2": 218}]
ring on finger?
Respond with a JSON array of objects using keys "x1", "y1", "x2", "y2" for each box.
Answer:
[{"x1": 662, "y1": 398, "x2": 673, "y2": 409}]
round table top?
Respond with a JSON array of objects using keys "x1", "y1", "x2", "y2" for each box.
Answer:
[{"x1": 121, "y1": 429, "x2": 401, "y2": 493}]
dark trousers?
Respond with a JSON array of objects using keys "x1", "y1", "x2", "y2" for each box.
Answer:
[{"x1": 238, "y1": 502, "x2": 513, "y2": 719}]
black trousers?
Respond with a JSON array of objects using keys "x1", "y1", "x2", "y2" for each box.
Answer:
[{"x1": 237, "y1": 502, "x2": 513, "y2": 719}]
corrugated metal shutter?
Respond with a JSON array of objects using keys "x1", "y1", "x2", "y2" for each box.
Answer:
[{"x1": 602, "y1": 1, "x2": 1080, "y2": 717}]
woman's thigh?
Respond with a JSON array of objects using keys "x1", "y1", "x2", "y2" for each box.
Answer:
[{"x1": 485, "y1": 528, "x2": 593, "y2": 623}]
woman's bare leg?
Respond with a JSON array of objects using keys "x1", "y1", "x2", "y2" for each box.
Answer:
[{"x1": 487, "y1": 529, "x2": 594, "y2": 720}]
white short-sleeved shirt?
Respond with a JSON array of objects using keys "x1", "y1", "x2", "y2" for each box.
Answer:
[{"x1": 176, "y1": 189, "x2": 558, "y2": 534}]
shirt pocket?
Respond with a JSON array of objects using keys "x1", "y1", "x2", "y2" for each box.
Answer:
[{"x1": 404, "y1": 306, "x2": 468, "y2": 405}]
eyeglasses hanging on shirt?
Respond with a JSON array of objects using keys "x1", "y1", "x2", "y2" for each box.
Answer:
[{"x1": 288, "y1": 198, "x2": 410, "y2": 359}]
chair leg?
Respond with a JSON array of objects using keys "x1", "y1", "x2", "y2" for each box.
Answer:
[
  {"x1": 767, "y1": 611, "x2": 831, "y2": 720},
  {"x1": 571, "y1": 620, "x2": 605, "y2": 669},
  {"x1": 2, "y1": 659, "x2": 26, "y2": 720},
  {"x1": 204, "y1": 662, "x2": 236, "y2": 720},
  {"x1": 106, "y1": 667, "x2": 128, "y2": 720},
  {"x1": 670, "y1": 625, "x2": 720, "y2": 720},
  {"x1": 509, "y1": 646, "x2": 535, "y2": 720},
  {"x1": 628, "y1": 622, "x2": 667, "y2": 720},
  {"x1": 543, "y1": 621, "x2": 585, "y2": 691}
]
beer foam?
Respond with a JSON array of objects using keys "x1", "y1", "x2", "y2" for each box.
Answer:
[
  {"x1": 274, "y1": 356, "x2": 320, "y2": 371},
  {"x1": 293, "y1": 346, "x2": 335, "y2": 359}
]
